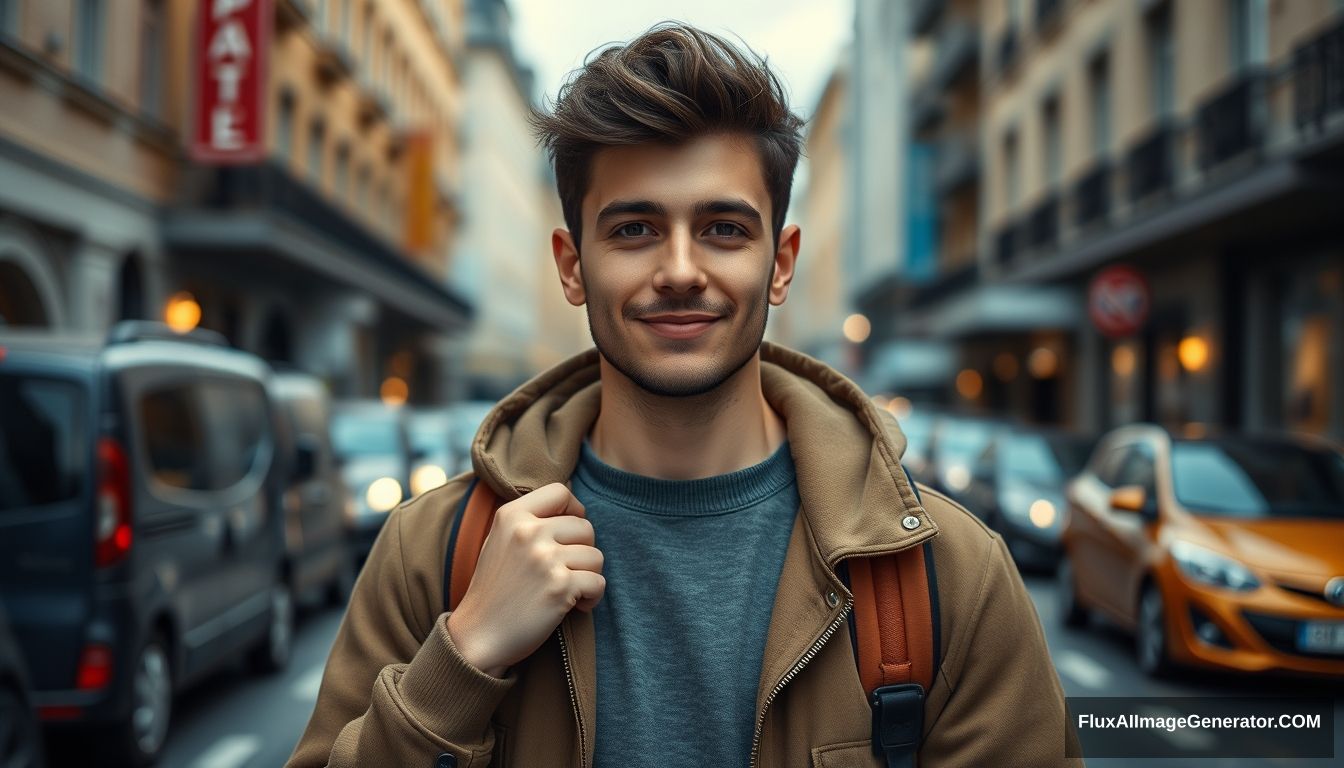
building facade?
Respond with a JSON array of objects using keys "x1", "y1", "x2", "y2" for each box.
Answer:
[{"x1": 0, "y1": 0, "x2": 474, "y2": 403}]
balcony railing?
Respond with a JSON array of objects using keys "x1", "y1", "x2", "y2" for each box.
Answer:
[
  {"x1": 996, "y1": 25, "x2": 1019, "y2": 76},
  {"x1": 911, "y1": 0, "x2": 945, "y2": 36},
  {"x1": 1126, "y1": 122, "x2": 1175, "y2": 203},
  {"x1": 995, "y1": 221, "x2": 1020, "y2": 266},
  {"x1": 1293, "y1": 16, "x2": 1344, "y2": 131},
  {"x1": 1027, "y1": 195, "x2": 1059, "y2": 250},
  {"x1": 1196, "y1": 70, "x2": 1265, "y2": 170},
  {"x1": 1073, "y1": 162, "x2": 1110, "y2": 228}
]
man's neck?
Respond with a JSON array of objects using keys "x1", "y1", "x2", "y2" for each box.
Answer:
[{"x1": 587, "y1": 352, "x2": 787, "y2": 480}]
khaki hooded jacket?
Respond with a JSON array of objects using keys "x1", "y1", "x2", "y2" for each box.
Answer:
[{"x1": 287, "y1": 342, "x2": 1083, "y2": 767}]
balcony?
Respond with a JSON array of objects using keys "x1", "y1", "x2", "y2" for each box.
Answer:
[
  {"x1": 1035, "y1": 0, "x2": 1063, "y2": 32},
  {"x1": 912, "y1": 82, "x2": 945, "y2": 133},
  {"x1": 1293, "y1": 17, "x2": 1344, "y2": 132},
  {"x1": 995, "y1": 221, "x2": 1020, "y2": 266},
  {"x1": 935, "y1": 133, "x2": 980, "y2": 195},
  {"x1": 932, "y1": 20, "x2": 979, "y2": 89},
  {"x1": 315, "y1": 42, "x2": 355, "y2": 86},
  {"x1": 276, "y1": 0, "x2": 314, "y2": 32},
  {"x1": 1027, "y1": 195, "x2": 1059, "y2": 250},
  {"x1": 911, "y1": 0, "x2": 945, "y2": 37},
  {"x1": 1196, "y1": 70, "x2": 1265, "y2": 170},
  {"x1": 1125, "y1": 122, "x2": 1175, "y2": 203},
  {"x1": 1073, "y1": 162, "x2": 1110, "y2": 228},
  {"x1": 995, "y1": 25, "x2": 1019, "y2": 76}
]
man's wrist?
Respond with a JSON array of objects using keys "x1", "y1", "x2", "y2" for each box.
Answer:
[{"x1": 446, "y1": 611, "x2": 509, "y2": 679}]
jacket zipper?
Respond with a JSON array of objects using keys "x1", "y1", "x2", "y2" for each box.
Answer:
[
  {"x1": 748, "y1": 597, "x2": 854, "y2": 768},
  {"x1": 555, "y1": 625, "x2": 588, "y2": 768}
]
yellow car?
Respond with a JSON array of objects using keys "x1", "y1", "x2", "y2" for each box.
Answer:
[{"x1": 1058, "y1": 425, "x2": 1344, "y2": 678}]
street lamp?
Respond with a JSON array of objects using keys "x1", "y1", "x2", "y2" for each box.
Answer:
[{"x1": 164, "y1": 292, "x2": 201, "y2": 334}]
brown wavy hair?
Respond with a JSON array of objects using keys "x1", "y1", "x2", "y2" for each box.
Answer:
[{"x1": 530, "y1": 22, "x2": 805, "y2": 250}]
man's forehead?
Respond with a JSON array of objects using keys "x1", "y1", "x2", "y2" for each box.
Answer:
[{"x1": 583, "y1": 133, "x2": 770, "y2": 215}]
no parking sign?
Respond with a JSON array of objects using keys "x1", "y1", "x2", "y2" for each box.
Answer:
[{"x1": 1088, "y1": 265, "x2": 1150, "y2": 338}]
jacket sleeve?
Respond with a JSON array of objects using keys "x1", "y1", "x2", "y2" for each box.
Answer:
[
  {"x1": 920, "y1": 533, "x2": 1085, "y2": 767},
  {"x1": 285, "y1": 485, "x2": 516, "y2": 768}
]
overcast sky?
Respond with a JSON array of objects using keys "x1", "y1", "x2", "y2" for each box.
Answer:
[{"x1": 507, "y1": 0, "x2": 853, "y2": 121}]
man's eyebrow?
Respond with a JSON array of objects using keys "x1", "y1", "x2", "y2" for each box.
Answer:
[
  {"x1": 595, "y1": 200, "x2": 667, "y2": 228},
  {"x1": 693, "y1": 198, "x2": 763, "y2": 228}
]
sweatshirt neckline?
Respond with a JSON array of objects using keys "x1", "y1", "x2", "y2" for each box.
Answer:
[{"x1": 573, "y1": 438, "x2": 795, "y2": 517}]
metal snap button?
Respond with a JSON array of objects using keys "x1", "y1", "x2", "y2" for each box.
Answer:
[
  {"x1": 902, "y1": 515, "x2": 921, "y2": 530},
  {"x1": 826, "y1": 591, "x2": 840, "y2": 608}
]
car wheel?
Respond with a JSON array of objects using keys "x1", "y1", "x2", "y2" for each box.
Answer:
[
  {"x1": 1136, "y1": 582, "x2": 1173, "y2": 678},
  {"x1": 325, "y1": 548, "x2": 356, "y2": 608},
  {"x1": 248, "y1": 582, "x2": 294, "y2": 674},
  {"x1": 109, "y1": 634, "x2": 172, "y2": 766},
  {"x1": 1057, "y1": 556, "x2": 1089, "y2": 628},
  {"x1": 0, "y1": 681, "x2": 43, "y2": 768}
]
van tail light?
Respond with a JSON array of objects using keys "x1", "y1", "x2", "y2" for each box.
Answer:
[
  {"x1": 95, "y1": 437, "x2": 133, "y2": 568},
  {"x1": 76, "y1": 643, "x2": 114, "y2": 690}
]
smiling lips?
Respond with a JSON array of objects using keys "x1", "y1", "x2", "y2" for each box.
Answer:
[{"x1": 639, "y1": 313, "x2": 721, "y2": 340}]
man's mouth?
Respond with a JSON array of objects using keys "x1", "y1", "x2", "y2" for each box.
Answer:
[{"x1": 638, "y1": 314, "x2": 721, "y2": 340}]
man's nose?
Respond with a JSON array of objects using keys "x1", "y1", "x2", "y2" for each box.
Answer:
[{"x1": 654, "y1": 228, "x2": 707, "y2": 292}]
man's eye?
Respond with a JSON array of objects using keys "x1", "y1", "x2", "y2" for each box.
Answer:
[
  {"x1": 616, "y1": 222, "x2": 653, "y2": 238},
  {"x1": 707, "y1": 222, "x2": 746, "y2": 238}
]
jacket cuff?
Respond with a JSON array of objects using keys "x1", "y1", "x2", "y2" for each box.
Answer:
[{"x1": 398, "y1": 612, "x2": 516, "y2": 745}]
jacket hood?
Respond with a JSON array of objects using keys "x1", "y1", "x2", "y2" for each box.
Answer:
[{"x1": 469, "y1": 341, "x2": 937, "y2": 565}]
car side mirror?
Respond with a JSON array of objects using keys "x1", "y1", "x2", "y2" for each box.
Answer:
[
  {"x1": 1110, "y1": 485, "x2": 1156, "y2": 519},
  {"x1": 294, "y1": 435, "x2": 319, "y2": 481}
]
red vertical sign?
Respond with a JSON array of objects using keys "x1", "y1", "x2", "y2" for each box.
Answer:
[{"x1": 191, "y1": 0, "x2": 272, "y2": 163}]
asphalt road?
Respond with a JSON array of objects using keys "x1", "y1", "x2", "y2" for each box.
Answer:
[{"x1": 45, "y1": 575, "x2": 1343, "y2": 767}]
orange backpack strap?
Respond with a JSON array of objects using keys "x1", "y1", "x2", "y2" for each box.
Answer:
[
  {"x1": 848, "y1": 467, "x2": 938, "y2": 768},
  {"x1": 444, "y1": 478, "x2": 499, "y2": 612}
]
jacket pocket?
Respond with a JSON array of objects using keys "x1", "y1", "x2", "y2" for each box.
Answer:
[{"x1": 811, "y1": 739, "x2": 884, "y2": 768}]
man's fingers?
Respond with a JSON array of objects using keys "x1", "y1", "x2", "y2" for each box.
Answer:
[
  {"x1": 570, "y1": 571, "x2": 606, "y2": 612},
  {"x1": 558, "y1": 544, "x2": 603, "y2": 574},
  {"x1": 543, "y1": 515, "x2": 595, "y2": 546},
  {"x1": 520, "y1": 482, "x2": 587, "y2": 519}
]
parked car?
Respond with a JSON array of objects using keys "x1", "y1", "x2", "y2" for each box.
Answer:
[
  {"x1": 896, "y1": 406, "x2": 937, "y2": 483},
  {"x1": 0, "y1": 599, "x2": 43, "y2": 768},
  {"x1": 447, "y1": 401, "x2": 498, "y2": 476},
  {"x1": 1058, "y1": 425, "x2": 1344, "y2": 679},
  {"x1": 268, "y1": 371, "x2": 355, "y2": 607},
  {"x1": 407, "y1": 408, "x2": 453, "y2": 500},
  {"x1": 331, "y1": 401, "x2": 412, "y2": 563},
  {"x1": 962, "y1": 427, "x2": 1095, "y2": 572},
  {"x1": 924, "y1": 415, "x2": 998, "y2": 499},
  {"x1": 0, "y1": 321, "x2": 293, "y2": 766}
]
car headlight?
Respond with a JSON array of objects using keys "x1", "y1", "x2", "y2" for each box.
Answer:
[
  {"x1": 999, "y1": 486, "x2": 1059, "y2": 530},
  {"x1": 365, "y1": 477, "x2": 403, "y2": 513},
  {"x1": 1170, "y1": 540, "x2": 1260, "y2": 592},
  {"x1": 411, "y1": 464, "x2": 448, "y2": 497}
]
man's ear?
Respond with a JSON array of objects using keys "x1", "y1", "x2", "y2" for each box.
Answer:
[
  {"x1": 552, "y1": 228, "x2": 586, "y2": 307},
  {"x1": 768, "y1": 224, "x2": 801, "y2": 306}
]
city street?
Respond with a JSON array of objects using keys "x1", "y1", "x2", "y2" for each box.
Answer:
[{"x1": 40, "y1": 575, "x2": 1336, "y2": 768}]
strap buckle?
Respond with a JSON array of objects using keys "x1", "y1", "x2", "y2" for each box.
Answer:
[{"x1": 871, "y1": 683, "x2": 924, "y2": 768}]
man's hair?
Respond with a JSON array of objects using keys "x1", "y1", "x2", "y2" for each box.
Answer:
[{"x1": 530, "y1": 22, "x2": 805, "y2": 250}]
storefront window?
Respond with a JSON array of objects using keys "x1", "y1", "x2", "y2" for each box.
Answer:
[{"x1": 1282, "y1": 262, "x2": 1341, "y2": 437}]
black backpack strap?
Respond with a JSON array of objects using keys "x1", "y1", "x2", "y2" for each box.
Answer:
[{"x1": 442, "y1": 477, "x2": 478, "y2": 614}]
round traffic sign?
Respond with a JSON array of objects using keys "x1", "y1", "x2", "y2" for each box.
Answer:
[{"x1": 1088, "y1": 265, "x2": 1149, "y2": 338}]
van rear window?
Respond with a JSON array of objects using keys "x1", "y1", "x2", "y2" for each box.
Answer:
[{"x1": 0, "y1": 374, "x2": 87, "y2": 511}]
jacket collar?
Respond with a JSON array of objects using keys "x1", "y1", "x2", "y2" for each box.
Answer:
[{"x1": 470, "y1": 341, "x2": 938, "y2": 566}]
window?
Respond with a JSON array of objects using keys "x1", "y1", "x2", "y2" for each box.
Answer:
[
  {"x1": 278, "y1": 90, "x2": 295, "y2": 161},
  {"x1": 0, "y1": 375, "x2": 88, "y2": 511},
  {"x1": 308, "y1": 119, "x2": 325, "y2": 183},
  {"x1": 335, "y1": 142, "x2": 350, "y2": 197},
  {"x1": 140, "y1": 384, "x2": 210, "y2": 491},
  {"x1": 1003, "y1": 129, "x2": 1020, "y2": 214},
  {"x1": 1114, "y1": 442, "x2": 1158, "y2": 499},
  {"x1": 1146, "y1": 3, "x2": 1175, "y2": 119},
  {"x1": 75, "y1": 0, "x2": 104, "y2": 82},
  {"x1": 1042, "y1": 96, "x2": 1062, "y2": 187},
  {"x1": 198, "y1": 380, "x2": 268, "y2": 490},
  {"x1": 1088, "y1": 53, "x2": 1111, "y2": 156},
  {"x1": 139, "y1": 0, "x2": 164, "y2": 119},
  {"x1": 1227, "y1": 0, "x2": 1267, "y2": 72}
]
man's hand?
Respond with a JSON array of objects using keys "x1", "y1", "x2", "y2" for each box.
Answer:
[{"x1": 446, "y1": 482, "x2": 605, "y2": 678}]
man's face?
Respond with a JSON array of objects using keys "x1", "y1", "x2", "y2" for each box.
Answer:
[{"x1": 553, "y1": 133, "x2": 798, "y2": 398}]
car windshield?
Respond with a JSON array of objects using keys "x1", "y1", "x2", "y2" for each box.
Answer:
[
  {"x1": 936, "y1": 419, "x2": 994, "y2": 460},
  {"x1": 1001, "y1": 434, "x2": 1093, "y2": 485},
  {"x1": 1171, "y1": 440, "x2": 1344, "y2": 519},
  {"x1": 331, "y1": 412, "x2": 400, "y2": 457}
]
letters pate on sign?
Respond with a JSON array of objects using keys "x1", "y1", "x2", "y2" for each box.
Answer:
[{"x1": 191, "y1": 0, "x2": 272, "y2": 163}]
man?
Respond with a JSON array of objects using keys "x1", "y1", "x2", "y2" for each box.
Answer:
[{"x1": 288, "y1": 23, "x2": 1080, "y2": 768}]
